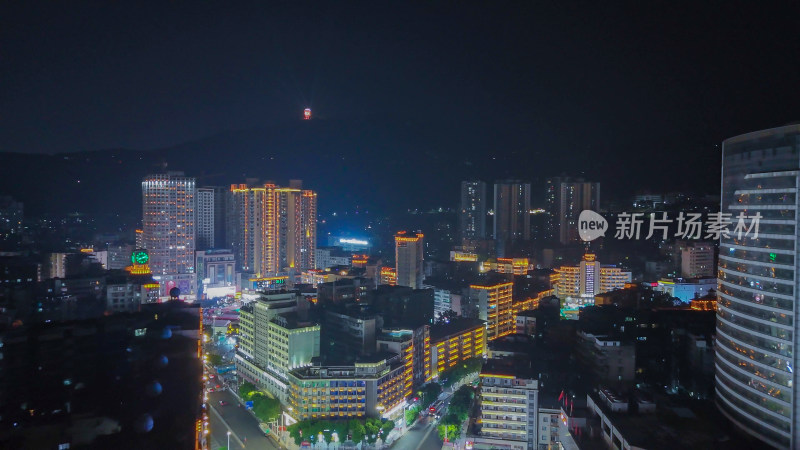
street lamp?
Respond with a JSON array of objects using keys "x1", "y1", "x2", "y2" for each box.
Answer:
[{"x1": 227, "y1": 430, "x2": 231, "y2": 449}]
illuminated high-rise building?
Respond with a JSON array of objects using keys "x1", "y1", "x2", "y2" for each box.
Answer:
[
  {"x1": 545, "y1": 177, "x2": 600, "y2": 244},
  {"x1": 493, "y1": 180, "x2": 531, "y2": 246},
  {"x1": 229, "y1": 181, "x2": 317, "y2": 276},
  {"x1": 460, "y1": 180, "x2": 487, "y2": 241},
  {"x1": 276, "y1": 182, "x2": 317, "y2": 272},
  {"x1": 394, "y1": 231, "x2": 424, "y2": 289},
  {"x1": 715, "y1": 124, "x2": 800, "y2": 449},
  {"x1": 141, "y1": 172, "x2": 196, "y2": 275}
]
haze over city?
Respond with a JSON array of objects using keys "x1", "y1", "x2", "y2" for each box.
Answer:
[{"x1": 1, "y1": 2, "x2": 799, "y2": 450}]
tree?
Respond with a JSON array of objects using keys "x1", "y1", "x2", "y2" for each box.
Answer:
[
  {"x1": 364, "y1": 418, "x2": 381, "y2": 443},
  {"x1": 437, "y1": 424, "x2": 459, "y2": 441},
  {"x1": 348, "y1": 419, "x2": 366, "y2": 443},
  {"x1": 238, "y1": 381, "x2": 256, "y2": 399},
  {"x1": 405, "y1": 405, "x2": 420, "y2": 426},
  {"x1": 207, "y1": 353, "x2": 223, "y2": 366},
  {"x1": 252, "y1": 395, "x2": 281, "y2": 422},
  {"x1": 419, "y1": 383, "x2": 442, "y2": 408}
]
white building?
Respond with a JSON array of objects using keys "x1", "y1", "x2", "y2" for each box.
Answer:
[
  {"x1": 142, "y1": 172, "x2": 196, "y2": 276},
  {"x1": 475, "y1": 360, "x2": 539, "y2": 450},
  {"x1": 395, "y1": 231, "x2": 424, "y2": 289}
]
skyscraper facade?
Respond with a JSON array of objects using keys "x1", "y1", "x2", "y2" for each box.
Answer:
[
  {"x1": 493, "y1": 180, "x2": 531, "y2": 245},
  {"x1": 141, "y1": 172, "x2": 196, "y2": 275},
  {"x1": 196, "y1": 187, "x2": 215, "y2": 250},
  {"x1": 228, "y1": 182, "x2": 317, "y2": 276},
  {"x1": 395, "y1": 231, "x2": 424, "y2": 289},
  {"x1": 460, "y1": 180, "x2": 487, "y2": 241},
  {"x1": 716, "y1": 124, "x2": 800, "y2": 449},
  {"x1": 545, "y1": 177, "x2": 600, "y2": 244}
]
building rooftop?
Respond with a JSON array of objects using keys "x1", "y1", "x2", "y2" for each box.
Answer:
[{"x1": 429, "y1": 318, "x2": 485, "y2": 342}]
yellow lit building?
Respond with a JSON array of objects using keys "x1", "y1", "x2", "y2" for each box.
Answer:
[
  {"x1": 481, "y1": 258, "x2": 530, "y2": 275},
  {"x1": 429, "y1": 318, "x2": 486, "y2": 379},
  {"x1": 287, "y1": 354, "x2": 406, "y2": 421},
  {"x1": 229, "y1": 182, "x2": 317, "y2": 276},
  {"x1": 476, "y1": 360, "x2": 539, "y2": 450},
  {"x1": 512, "y1": 289, "x2": 554, "y2": 315},
  {"x1": 552, "y1": 253, "x2": 631, "y2": 308},
  {"x1": 469, "y1": 281, "x2": 514, "y2": 340},
  {"x1": 380, "y1": 267, "x2": 397, "y2": 286}
]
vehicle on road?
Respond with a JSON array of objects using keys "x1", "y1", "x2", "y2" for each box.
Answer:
[
  {"x1": 219, "y1": 401, "x2": 229, "y2": 406},
  {"x1": 258, "y1": 423, "x2": 270, "y2": 436}
]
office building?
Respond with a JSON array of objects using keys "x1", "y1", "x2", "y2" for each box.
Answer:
[
  {"x1": 468, "y1": 280, "x2": 514, "y2": 340},
  {"x1": 545, "y1": 177, "x2": 600, "y2": 244},
  {"x1": 286, "y1": 354, "x2": 406, "y2": 422},
  {"x1": 196, "y1": 187, "x2": 216, "y2": 250},
  {"x1": 395, "y1": 231, "x2": 424, "y2": 289},
  {"x1": 475, "y1": 359, "x2": 539, "y2": 450},
  {"x1": 236, "y1": 291, "x2": 317, "y2": 402},
  {"x1": 228, "y1": 182, "x2": 317, "y2": 276},
  {"x1": 493, "y1": 180, "x2": 531, "y2": 245},
  {"x1": 680, "y1": 241, "x2": 714, "y2": 278},
  {"x1": 460, "y1": 180, "x2": 487, "y2": 241},
  {"x1": 429, "y1": 318, "x2": 486, "y2": 379},
  {"x1": 551, "y1": 254, "x2": 631, "y2": 307},
  {"x1": 141, "y1": 172, "x2": 196, "y2": 275},
  {"x1": 715, "y1": 124, "x2": 799, "y2": 449}
]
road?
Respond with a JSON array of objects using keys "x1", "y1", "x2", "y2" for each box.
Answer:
[
  {"x1": 207, "y1": 387, "x2": 281, "y2": 450},
  {"x1": 391, "y1": 415, "x2": 443, "y2": 450}
]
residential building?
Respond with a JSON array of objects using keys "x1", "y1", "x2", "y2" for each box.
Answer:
[
  {"x1": 715, "y1": 124, "x2": 800, "y2": 449},
  {"x1": 141, "y1": 172, "x2": 196, "y2": 275},
  {"x1": 680, "y1": 241, "x2": 714, "y2": 278},
  {"x1": 395, "y1": 231, "x2": 424, "y2": 289},
  {"x1": 475, "y1": 360, "x2": 538, "y2": 450},
  {"x1": 378, "y1": 325, "x2": 431, "y2": 386},
  {"x1": 323, "y1": 308, "x2": 380, "y2": 355},
  {"x1": 460, "y1": 180, "x2": 487, "y2": 241},
  {"x1": 106, "y1": 244, "x2": 134, "y2": 270},
  {"x1": 493, "y1": 180, "x2": 531, "y2": 246},
  {"x1": 545, "y1": 177, "x2": 600, "y2": 244},
  {"x1": 228, "y1": 182, "x2": 317, "y2": 276},
  {"x1": 468, "y1": 280, "x2": 514, "y2": 340},
  {"x1": 552, "y1": 254, "x2": 631, "y2": 308},
  {"x1": 429, "y1": 318, "x2": 486, "y2": 379}
]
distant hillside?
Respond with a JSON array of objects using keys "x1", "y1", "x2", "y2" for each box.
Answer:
[{"x1": 0, "y1": 117, "x2": 721, "y2": 224}]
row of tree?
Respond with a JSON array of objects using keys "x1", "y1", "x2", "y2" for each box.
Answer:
[
  {"x1": 437, "y1": 385, "x2": 475, "y2": 441},
  {"x1": 439, "y1": 357, "x2": 483, "y2": 388},
  {"x1": 287, "y1": 418, "x2": 394, "y2": 445}
]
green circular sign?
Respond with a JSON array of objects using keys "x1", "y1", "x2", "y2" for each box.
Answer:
[{"x1": 132, "y1": 250, "x2": 149, "y2": 265}]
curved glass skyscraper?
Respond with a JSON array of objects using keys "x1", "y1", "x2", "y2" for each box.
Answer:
[{"x1": 717, "y1": 124, "x2": 800, "y2": 449}]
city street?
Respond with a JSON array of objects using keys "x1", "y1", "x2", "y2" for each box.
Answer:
[
  {"x1": 391, "y1": 415, "x2": 443, "y2": 450},
  {"x1": 208, "y1": 388, "x2": 281, "y2": 450}
]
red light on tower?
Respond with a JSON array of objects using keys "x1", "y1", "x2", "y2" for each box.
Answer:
[{"x1": 304, "y1": 108, "x2": 312, "y2": 120}]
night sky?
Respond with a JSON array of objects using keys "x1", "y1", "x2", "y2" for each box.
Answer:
[{"x1": 2, "y1": 2, "x2": 800, "y2": 207}]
